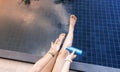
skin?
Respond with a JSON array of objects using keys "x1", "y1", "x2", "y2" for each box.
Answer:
[
  {"x1": 41, "y1": 34, "x2": 65, "y2": 72},
  {"x1": 28, "y1": 33, "x2": 65, "y2": 72},
  {"x1": 41, "y1": 15, "x2": 77, "y2": 72},
  {"x1": 61, "y1": 50, "x2": 76, "y2": 72},
  {"x1": 52, "y1": 15, "x2": 77, "y2": 72},
  {"x1": 29, "y1": 15, "x2": 77, "y2": 72}
]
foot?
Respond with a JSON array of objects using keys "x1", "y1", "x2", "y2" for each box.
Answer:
[{"x1": 70, "y1": 15, "x2": 77, "y2": 28}]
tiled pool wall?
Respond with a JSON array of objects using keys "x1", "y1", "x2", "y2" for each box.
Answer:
[{"x1": 64, "y1": 0, "x2": 120, "y2": 69}]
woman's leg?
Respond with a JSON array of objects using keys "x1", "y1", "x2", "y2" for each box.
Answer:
[
  {"x1": 60, "y1": 15, "x2": 77, "y2": 52},
  {"x1": 41, "y1": 53, "x2": 58, "y2": 72},
  {"x1": 52, "y1": 15, "x2": 77, "y2": 72}
]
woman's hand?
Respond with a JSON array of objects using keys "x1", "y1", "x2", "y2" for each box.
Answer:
[
  {"x1": 28, "y1": 33, "x2": 65, "y2": 72},
  {"x1": 61, "y1": 50, "x2": 77, "y2": 72},
  {"x1": 65, "y1": 50, "x2": 77, "y2": 62},
  {"x1": 49, "y1": 33, "x2": 65, "y2": 56}
]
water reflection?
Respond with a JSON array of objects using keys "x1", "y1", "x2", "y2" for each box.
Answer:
[{"x1": 0, "y1": 0, "x2": 69, "y2": 56}]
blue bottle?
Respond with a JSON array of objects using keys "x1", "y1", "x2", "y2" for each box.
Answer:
[{"x1": 66, "y1": 47, "x2": 83, "y2": 61}]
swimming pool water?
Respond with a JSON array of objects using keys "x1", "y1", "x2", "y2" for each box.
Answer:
[{"x1": 66, "y1": 0, "x2": 120, "y2": 68}]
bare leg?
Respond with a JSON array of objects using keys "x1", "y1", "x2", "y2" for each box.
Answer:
[
  {"x1": 52, "y1": 15, "x2": 77, "y2": 72},
  {"x1": 60, "y1": 15, "x2": 77, "y2": 52},
  {"x1": 41, "y1": 53, "x2": 58, "y2": 72}
]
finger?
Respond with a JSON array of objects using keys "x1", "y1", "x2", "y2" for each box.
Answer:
[
  {"x1": 73, "y1": 55, "x2": 77, "y2": 58},
  {"x1": 59, "y1": 33, "x2": 65, "y2": 41},
  {"x1": 55, "y1": 33, "x2": 65, "y2": 45},
  {"x1": 54, "y1": 38, "x2": 59, "y2": 44},
  {"x1": 71, "y1": 50, "x2": 76, "y2": 56},
  {"x1": 51, "y1": 42, "x2": 54, "y2": 48},
  {"x1": 67, "y1": 50, "x2": 76, "y2": 60},
  {"x1": 72, "y1": 55, "x2": 77, "y2": 60},
  {"x1": 54, "y1": 33, "x2": 65, "y2": 44},
  {"x1": 59, "y1": 33, "x2": 65, "y2": 37},
  {"x1": 52, "y1": 40, "x2": 60, "y2": 50}
]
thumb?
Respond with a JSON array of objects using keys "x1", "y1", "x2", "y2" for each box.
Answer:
[{"x1": 72, "y1": 55, "x2": 77, "y2": 60}]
